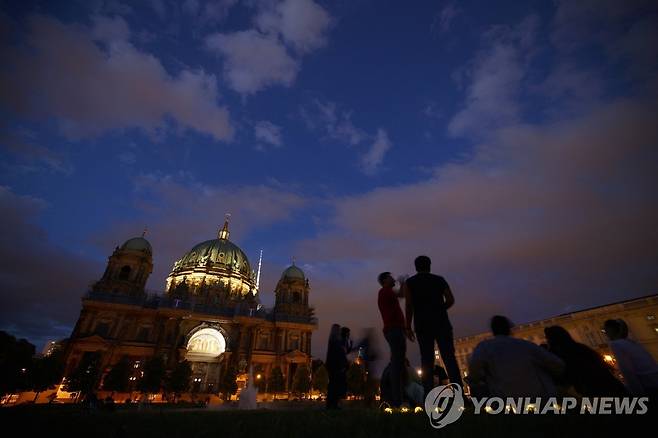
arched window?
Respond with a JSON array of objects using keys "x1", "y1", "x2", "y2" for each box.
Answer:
[
  {"x1": 119, "y1": 265, "x2": 131, "y2": 280},
  {"x1": 293, "y1": 291, "x2": 301, "y2": 303}
]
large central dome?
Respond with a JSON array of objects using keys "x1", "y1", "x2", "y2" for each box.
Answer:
[
  {"x1": 175, "y1": 238, "x2": 251, "y2": 275},
  {"x1": 165, "y1": 218, "x2": 257, "y2": 298}
]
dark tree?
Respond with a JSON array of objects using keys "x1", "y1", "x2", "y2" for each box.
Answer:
[
  {"x1": 292, "y1": 364, "x2": 312, "y2": 397},
  {"x1": 311, "y1": 359, "x2": 324, "y2": 373},
  {"x1": 0, "y1": 331, "x2": 35, "y2": 396},
  {"x1": 218, "y1": 364, "x2": 238, "y2": 400},
  {"x1": 29, "y1": 349, "x2": 65, "y2": 401},
  {"x1": 165, "y1": 360, "x2": 192, "y2": 401},
  {"x1": 137, "y1": 356, "x2": 166, "y2": 395},
  {"x1": 102, "y1": 357, "x2": 131, "y2": 395},
  {"x1": 312, "y1": 364, "x2": 329, "y2": 395},
  {"x1": 64, "y1": 351, "x2": 101, "y2": 401},
  {"x1": 267, "y1": 366, "x2": 285, "y2": 399},
  {"x1": 346, "y1": 362, "x2": 366, "y2": 397}
]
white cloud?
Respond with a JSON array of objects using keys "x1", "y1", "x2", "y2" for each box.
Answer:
[
  {"x1": 206, "y1": 29, "x2": 299, "y2": 95},
  {"x1": 255, "y1": 0, "x2": 332, "y2": 54},
  {"x1": 254, "y1": 120, "x2": 283, "y2": 147},
  {"x1": 301, "y1": 99, "x2": 366, "y2": 146},
  {"x1": 206, "y1": 0, "x2": 332, "y2": 95},
  {"x1": 361, "y1": 128, "x2": 392, "y2": 175},
  {"x1": 448, "y1": 15, "x2": 539, "y2": 138},
  {"x1": 0, "y1": 15, "x2": 233, "y2": 141}
]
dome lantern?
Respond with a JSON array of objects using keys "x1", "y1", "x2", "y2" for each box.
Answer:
[{"x1": 218, "y1": 214, "x2": 230, "y2": 240}]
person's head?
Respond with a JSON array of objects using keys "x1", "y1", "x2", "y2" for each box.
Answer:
[
  {"x1": 490, "y1": 315, "x2": 512, "y2": 336},
  {"x1": 603, "y1": 319, "x2": 626, "y2": 340},
  {"x1": 414, "y1": 255, "x2": 431, "y2": 273},
  {"x1": 544, "y1": 326, "x2": 575, "y2": 350},
  {"x1": 377, "y1": 271, "x2": 395, "y2": 288},
  {"x1": 341, "y1": 326, "x2": 351, "y2": 339}
]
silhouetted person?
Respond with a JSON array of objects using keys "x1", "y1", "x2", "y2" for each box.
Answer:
[
  {"x1": 377, "y1": 272, "x2": 406, "y2": 407},
  {"x1": 604, "y1": 319, "x2": 658, "y2": 396},
  {"x1": 404, "y1": 255, "x2": 462, "y2": 395},
  {"x1": 326, "y1": 324, "x2": 348, "y2": 409},
  {"x1": 468, "y1": 316, "x2": 564, "y2": 398},
  {"x1": 341, "y1": 326, "x2": 353, "y2": 355},
  {"x1": 434, "y1": 364, "x2": 449, "y2": 386},
  {"x1": 544, "y1": 325, "x2": 627, "y2": 397}
]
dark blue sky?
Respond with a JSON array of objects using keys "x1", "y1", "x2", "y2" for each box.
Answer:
[{"x1": 1, "y1": 0, "x2": 657, "y2": 358}]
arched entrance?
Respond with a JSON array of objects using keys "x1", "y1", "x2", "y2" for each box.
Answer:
[{"x1": 185, "y1": 326, "x2": 227, "y2": 393}]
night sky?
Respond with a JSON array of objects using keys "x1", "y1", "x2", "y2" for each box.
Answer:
[{"x1": 1, "y1": 0, "x2": 657, "y2": 362}]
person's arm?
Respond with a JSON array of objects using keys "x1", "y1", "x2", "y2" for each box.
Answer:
[
  {"x1": 395, "y1": 275, "x2": 407, "y2": 297},
  {"x1": 443, "y1": 283, "x2": 455, "y2": 309},
  {"x1": 403, "y1": 283, "x2": 415, "y2": 341}
]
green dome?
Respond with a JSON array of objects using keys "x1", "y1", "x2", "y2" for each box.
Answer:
[
  {"x1": 121, "y1": 237, "x2": 152, "y2": 254},
  {"x1": 175, "y1": 238, "x2": 252, "y2": 274},
  {"x1": 281, "y1": 264, "x2": 305, "y2": 280}
]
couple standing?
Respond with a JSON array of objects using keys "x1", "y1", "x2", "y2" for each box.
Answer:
[{"x1": 377, "y1": 255, "x2": 463, "y2": 407}]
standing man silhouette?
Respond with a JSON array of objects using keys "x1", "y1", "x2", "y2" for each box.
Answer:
[{"x1": 404, "y1": 255, "x2": 463, "y2": 395}]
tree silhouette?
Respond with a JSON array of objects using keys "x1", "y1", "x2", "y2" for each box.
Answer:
[
  {"x1": 312, "y1": 364, "x2": 329, "y2": 395},
  {"x1": 102, "y1": 357, "x2": 131, "y2": 396},
  {"x1": 29, "y1": 349, "x2": 64, "y2": 402},
  {"x1": 64, "y1": 351, "x2": 101, "y2": 401},
  {"x1": 165, "y1": 360, "x2": 192, "y2": 402},
  {"x1": 0, "y1": 331, "x2": 35, "y2": 397},
  {"x1": 267, "y1": 366, "x2": 285, "y2": 399},
  {"x1": 137, "y1": 356, "x2": 166, "y2": 396},
  {"x1": 218, "y1": 364, "x2": 238, "y2": 400},
  {"x1": 292, "y1": 364, "x2": 311, "y2": 397},
  {"x1": 346, "y1": 362, "x2": 365, "y2": 398}
]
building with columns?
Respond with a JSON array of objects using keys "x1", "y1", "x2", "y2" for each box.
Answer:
[{"x1": 63, "y1": 218, "x2": 317, "y2": 396}]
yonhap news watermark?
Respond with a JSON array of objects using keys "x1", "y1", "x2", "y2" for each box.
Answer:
[{"x1": 424, "y1": 383, "x2": 650, "y2": 429}]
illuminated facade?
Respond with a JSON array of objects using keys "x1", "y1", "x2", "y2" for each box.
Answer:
[
  {"x1": 63, "y1": 218, "x2": 317, "y2": 396},
  {"x1": 436, "y1": 294, "x2": 658, "y2": 382}
]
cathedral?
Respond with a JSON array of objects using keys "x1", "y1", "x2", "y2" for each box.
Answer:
[{"x1": 63, "y1": 218, "x2": 316, "y2": 395}]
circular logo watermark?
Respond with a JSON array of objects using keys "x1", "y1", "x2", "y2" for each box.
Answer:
[{"x1": 424, "y1": 383, "x2": 465, "y2": 429}]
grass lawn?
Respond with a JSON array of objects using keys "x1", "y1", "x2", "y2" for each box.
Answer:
[{"x1": 0, "y1": 403, "x2": 652, "y2": 437}]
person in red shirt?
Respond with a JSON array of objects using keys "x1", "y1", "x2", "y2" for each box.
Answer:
[{"x1": 377, "y1": 271, "x2": 407, "y2": 407}]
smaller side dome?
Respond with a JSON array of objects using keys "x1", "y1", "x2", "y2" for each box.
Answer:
[
  {"x1": 281, "y1": 264, "x2": 305, "y2": 280},
  {"x1": 121, "y1": 237, "x2": 152, "y2": 254}
]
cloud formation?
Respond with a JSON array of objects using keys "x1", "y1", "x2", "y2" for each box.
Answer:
[
  {"x1": 300, "y1": 99, "x2": 366, "y2": 146},
  {"x1": 254, "y1": 120, "x2": 283, "y2": 147},
  {"x1": 448, "y1": 15, "x2": 538, "y2": 137},
  {"x1": 206, "y1": 30, "x2": 299, "y2": 95},
  {"x1": 206, "y1": 0, "x2": 331, "y2": 94},
  {"x1": 255, "y1": 0, "x2": 332, "y2": 54},
  {"x1": 300, "y1": 99, "x2": 393, "y2": 174},
  {"x1": 361, "y1": 128, "x2": 392, "y2": 175},
  {"x1": 0, "y1": 15, "x2": 233, "y2": 141}
]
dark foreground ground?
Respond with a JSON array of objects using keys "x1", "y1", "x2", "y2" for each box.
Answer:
[{"x1": 0, "y1": 403, "x2": 653, "y2": 438}]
